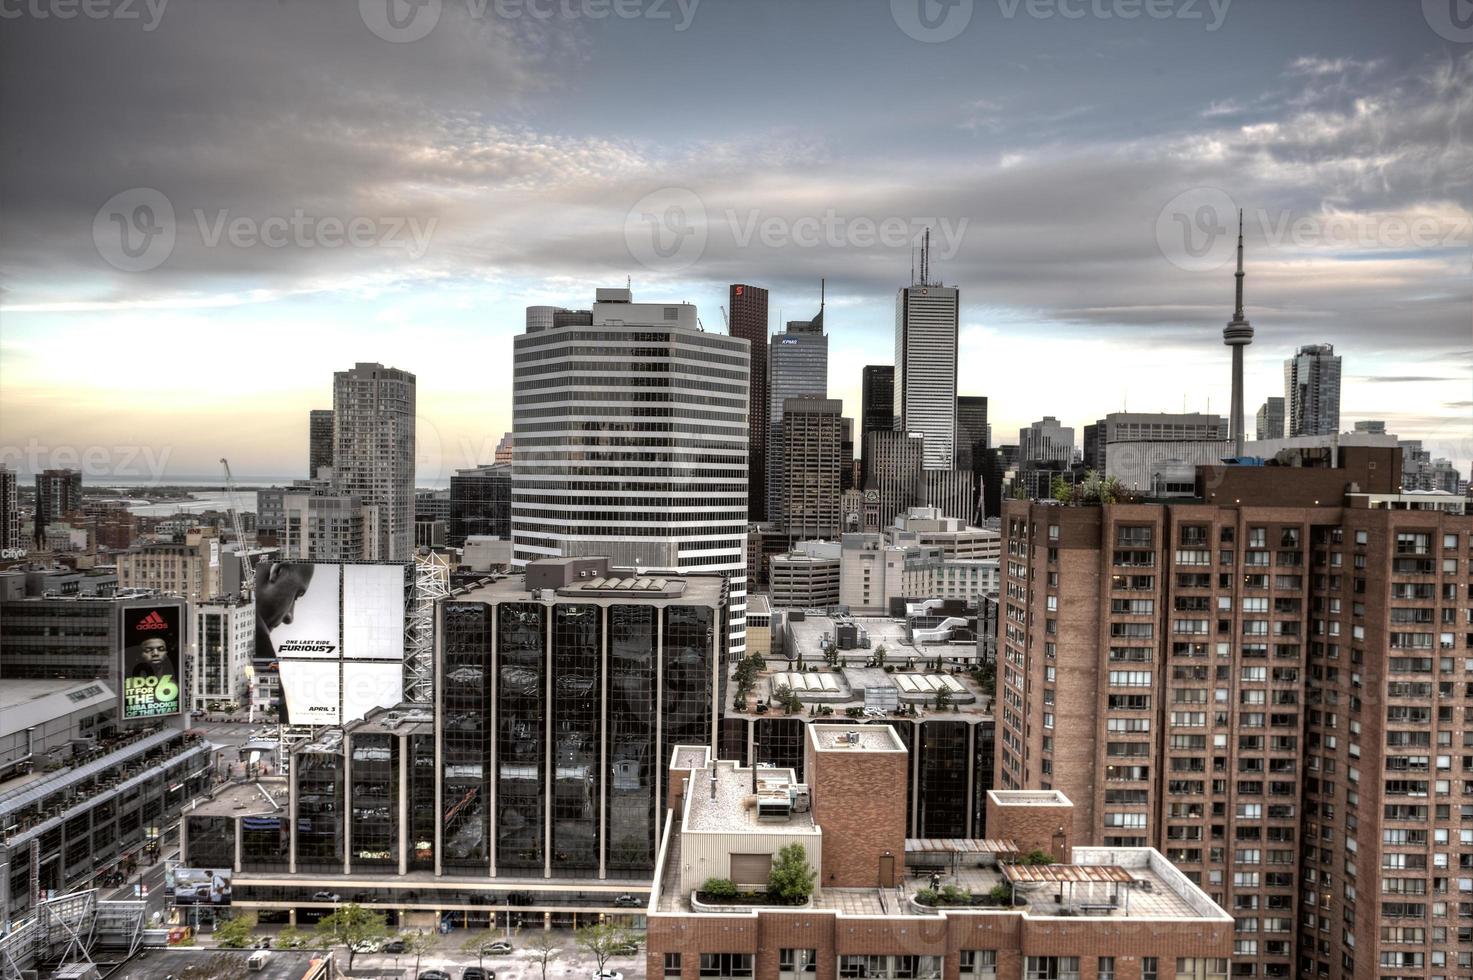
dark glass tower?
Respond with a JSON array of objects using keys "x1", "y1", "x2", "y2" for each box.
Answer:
[
  {"x1": 728, "y1": 284, "x2": 769, "y2": 522},
  {"x1": 860, "y1": 365, "x2": 895, "y2": 487}
]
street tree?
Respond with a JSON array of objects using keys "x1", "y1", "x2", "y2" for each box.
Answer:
[
  {"x1": 312, "y1": 903, "x2": 388, "y2": 970},
  {"x1": 575, "y1": 922, "x2": 639, "y2": 974}
]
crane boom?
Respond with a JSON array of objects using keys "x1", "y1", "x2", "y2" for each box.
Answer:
[{"x1": 220, "y1": 458, "x2": 253, "y2": 594}]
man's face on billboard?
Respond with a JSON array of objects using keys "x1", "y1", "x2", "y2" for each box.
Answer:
[
  {"x1": 256, "y1": 562, "x2": 314, "y2": 629},
  {"x1": 140, "y1": 637, "x2": 169, "y2": 665}
]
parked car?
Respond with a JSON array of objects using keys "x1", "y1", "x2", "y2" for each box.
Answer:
[
  {"x1": 310, "y1": 890, "x2": 341, "y2": 902},
  {"x1": 484, "y1": 940, "x2": 513, "y2": 955},
  {"x1": 382, "y1": 939, "x2": 407, "y2": 954},
  {"x1": 611, "y1": 894, "x2": 641, "y2": 908},
  {"x1": 418, "y1": 971, "x2": 451, "y2": 980},
  {"x1": 462, "y1": 968, "x2": 494, "y2": 980},
  {"x1": 350, "y1": 939, "x2": 380, "y2": 953}
]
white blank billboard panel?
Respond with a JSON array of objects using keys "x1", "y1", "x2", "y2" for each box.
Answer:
[
  {"x1": 343, "y1": 563, "x2": 405, "y2": 660},
  {"x1": 342, "y1": 661, "x2": 405, "y2": 721},
  {"x1": 278, "y1": 659, "x2": 341, "y2": 726}
]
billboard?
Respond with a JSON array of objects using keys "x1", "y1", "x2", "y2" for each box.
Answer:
[
  {"x1": 256, "y1": 561, "x2": 340, "y2": 660},
  {"x1": 255, "y1": 561, "x2": 406, "y2": 726},
  {"x1": 121, "y1": 604, "x2": 183, "y2": 719},
  {"x1": 343, "y1": 563, "x2": 405, "y2": 659},
  {"x1": 168, "y1": 867, "x2": 232, "y2": 906}
]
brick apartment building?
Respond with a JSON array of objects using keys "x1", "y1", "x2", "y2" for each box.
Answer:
[
  {"x1": 997, "y1": 447, "x2": 1473, "y2": 979},
  {"x1": 646, "y1": 724, "x2": 1232, "y2": 980}
]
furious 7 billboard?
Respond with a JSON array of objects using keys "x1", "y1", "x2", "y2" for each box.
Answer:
[
  {"x1": 121, "y1": 604, "x2": 183, "y2": 719},
  {"x1": 254, "y1": 561, "x2": 405, "y2": 725}
]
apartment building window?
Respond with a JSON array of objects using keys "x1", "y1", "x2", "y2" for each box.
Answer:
[
  {"x1": 959, "y1": 950, "x2": 997, "y2": 978},
  {"x1": 664, "y1": 953, "x2": 682, "y2": 978},
  {"x1": 1024, "y1": 957, "x2": 1079, "y2": 980},
  {"x1": 778, "y1": 949, "x2": 817, "y2": 978},
  {"x1": 1097, "y1": 957, "x2": 1116, "y2": 980},
  {"x1": 700, "y1": 953, "x2": 754, "y2": 977},
  {"x1": 837, "y1": 955, "x2": 942, "y2": 978}
]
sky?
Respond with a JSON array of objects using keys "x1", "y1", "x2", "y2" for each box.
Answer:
[{"x1": 0, "y1": 0, "x2": 1469, "y2": 485}]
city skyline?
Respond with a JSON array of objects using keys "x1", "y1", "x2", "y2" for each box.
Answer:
[{"x1": 1, "y1": 1, "x2": 1468, "y2": 481}]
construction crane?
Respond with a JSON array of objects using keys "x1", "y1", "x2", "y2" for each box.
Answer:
[{"x1": 219, "y1": 458, "x2": 254, "y2": 595}]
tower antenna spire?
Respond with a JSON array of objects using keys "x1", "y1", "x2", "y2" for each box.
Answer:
[
  {"x1": 1224, "y1": 206, "x2": 1255, "y2": 458},
  {"x1": 1233, "y1": 209, "x2": 1245, "y2": 321}
]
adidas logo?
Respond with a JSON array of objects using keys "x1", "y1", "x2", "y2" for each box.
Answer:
[{"x1": 136, "y1": 610, "x2": 169, "y2": 631}]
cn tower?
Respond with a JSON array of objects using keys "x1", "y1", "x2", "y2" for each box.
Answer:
[{"x1": 1224, "y1": 209, "x2": 1253, "y2": 457}]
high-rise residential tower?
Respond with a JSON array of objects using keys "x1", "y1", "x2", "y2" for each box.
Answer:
[
  {"x1": 894, "y1": 236, "x2": 959, "y2": 471},
  {"x1": 510, "y1": 287, "x2": 750, "y2": 656},
  {"x1": 1255, "y1": 396, "x2": 1285, "y2": 441},
  {"x1": 308, "y1": 408, "x2": 334, "y2": 479},
  {"x1": 1224, "y1": 210, "x2": 1254, "y2": 457},
  {"x1": 33, "y1": 468, "x2": 82, "y2": 548},
  {"x1": 0, "y1": 466, "x2": 18, "y2": 552},
  {"x1": 766, "y1": 290, "x2": 827, "y2": 524},
  {"x1": 332, "y1": 362, "x2": 416, "y2": 560},
  {"x1": 859, "y1": 364, "x2": 895, "y2": 486},
  {"x1": 1284, "y1": 343, "x2": 1342, "y2": 437},
  {"x1": 996, "y1": 446, "x2": 1473, "y2": 980},
  {"x1": 728, "y1": 283, "x2": 770, "y2": 522}
]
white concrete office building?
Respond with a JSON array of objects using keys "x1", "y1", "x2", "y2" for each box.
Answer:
[
  {"x1": 333, "y1": 362, "x2": 416, "y2": 561},
  {"x1": 511, "y1": 287, "x2": 750, "y2": 655}
]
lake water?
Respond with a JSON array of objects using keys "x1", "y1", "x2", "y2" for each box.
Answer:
[{"x1": 118, "y1": 491, "x2": 260, "y2": 517}]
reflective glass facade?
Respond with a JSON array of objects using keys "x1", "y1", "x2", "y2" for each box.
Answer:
[
  {"x1": 606, "y1": 604, "x2": 657, "y2": 873},
  {"x1": 441, "y1": 602, "x2": 491, "y2": 872},
  {"x1": 497, "y1": 603, "x2": 545, "y2": 874},
  {"x1": 349, "y1": 733, "x2": 398, "y2": 871},
  {"x1": 660, "y1": 606, "x2": 713, "y2": 774},
  {"x1": 294, "y1": 749, "x2": 343, "y2": 873},
  {"x1": 551, "y1": 604, "x2": 599, "y2": 875},
  {"x1": 917, "y1": 720, "x2": 969, "y2": 838}
]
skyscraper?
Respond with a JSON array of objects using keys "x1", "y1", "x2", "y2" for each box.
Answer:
[
  {"x1": 955, "y1": 395, "x2": 989, "y2": 473},
  {"x1": 448, "y1": 463, "x2": 511, "y2": 548},
  {"x1": 1255, "y1": 396, "x2": 1285, "y2": 441},
  {"x1": 862, "y1": 430, "x2": 924, "y2": 529},
  {"x1": 728, "y1": 283, "x2": 770, "y2": 522},
  {"x1": 308, "y1": 408, "x2": 334, "y2": 479},
  {"x1": 859, "y1": 364, "x2": 895, "y2": 486},
  {"x1": 1284, "y1": 343, "x2": 1342, "y2": 436},
  {"x1": 510, "y1": 287, "x2": 749, "y2": 655},
  {"x1": 894, "y1": 236, "x2": 958, "y2": 471},
  {"x1": 780, "y1": 397, "x2": 843, "y2": 542},
  {"x1": 767, "y1": 291, "x2": 827, "y2": 524},
  {"x1": 0, "y1": 466, "x2": 17, "y2": 551},
  {"x1": 1223, "y1": 209, "x2": 1254, "y2": 457},
  {"x1": 33, "y1": 468, "x2": 82, "y2": 548},
  {"x1": 332, "y1": 362, "x2": 416, "y2": 560}
]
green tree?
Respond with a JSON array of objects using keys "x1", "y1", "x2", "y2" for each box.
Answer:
[
  {"x1": 461, "y1": 929, "x2": 507, "y2": 973},
  {"x1": 1050, "y1": 475, "x2": 1073, "y2": 503},
  {"x1": 312, "y1": 903, "x2": 388, "y2": 970},
  {"x1": 399, "y1": 929, "x2": 436, "y2": 979},
  {"x1": 933, "y1": 687, "x2": 953, "y2": 712},
  {"x1": 767, "y1": 842, "x2": 816, "y2": 904},
  {"x1": 213, "y1": 912, "x2": 256, "y2": 949},
  {"x1": 575, "y1": 922, "x2": 639, "y2": 974},
  {"x1": 870, "y1": 644, "x2": 887, "y2": 669},
  {"x1": 772, "y1": 683, "x2": 802, "y2": 715},
  {"x1": 275, "y1": 925, "x2": 310, "y2": 949},
  {"x1": 527, "y1": 930, "x2": 560, "y2": 980}
]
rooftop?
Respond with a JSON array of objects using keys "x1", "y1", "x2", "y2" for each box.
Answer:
[
  {"x1": 109, "y1": 947, "x2": 332, "y2": 980},
  {"x1": 808, "y1": 724, "x2": 905, "y2": 753},
  {"x1": 785, "y1": 613, "x2": 979, "y2": 666},
  {"x1": 453, "y1": 568, "x2": 723, "y2": 605},
  {"x1": 989, "y1": 789, "x2": 1073, "y2": 808},
  {"x1": 0, "y1": 679, "x2": 115, "y2": 737},
  {"x1": 727, "y1": 662, "x2": 991, "y2": 721},
  {"x1": 186, "y1": 778, "x2": 287, "y2": 819},
  {"x1": 682, "y1": 759, "x2": 815, "y2": 835}
]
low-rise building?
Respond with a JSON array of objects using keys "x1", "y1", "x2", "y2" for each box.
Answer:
[
  {"x1": 646, "y1": 729, "x2": 1232, "y2": 980},
  {"x1": 769, "y1": 542, "x2": 842, "y2": 610}
]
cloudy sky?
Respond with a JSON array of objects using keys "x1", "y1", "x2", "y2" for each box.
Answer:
[{"x1": 0, "y1": 0, "x2": 1468, "y2": 484}]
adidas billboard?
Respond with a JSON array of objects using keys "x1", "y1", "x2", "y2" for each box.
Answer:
[{"x1": 121, "y1": 603, "x2": 183, "y2": 719}]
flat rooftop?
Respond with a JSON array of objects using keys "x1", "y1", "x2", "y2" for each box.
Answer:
[
  {"x1": 187, "y1": 778, "x2": 288, "y2": 818},
  {"x1": 989, "y1": 789, "x2": 1073, "y2": 808},
  {"x1": 683, "y1": 759, "x2": 815, "y2": 834},
  {"x1": 808, "y1": 724, "x2": 905, "y2": 752},
  {"x1": 655, "y1": 825, "x2": 1228, "y2": 923},
  {"x1": 726, "y1": 662, "x2": 992, "y2": 721},
  {"x1": 453, "y1": 570, "x2": 723, "y2": 605},
  {"x1": 787, "y1": 614, "x2": 978, "y2": 664},
  {"x1": 110, "y1": 947, "x2": 332, "y2": 980}
]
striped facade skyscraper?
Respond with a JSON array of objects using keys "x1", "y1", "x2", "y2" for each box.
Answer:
[{"x1": 894, "y1": 236, "x2": 959, "y2": 472}]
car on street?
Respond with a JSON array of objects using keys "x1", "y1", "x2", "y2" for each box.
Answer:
[
  {"x1": 612, "y1": 894, "x2": 641, "y2": 908},
  {"x1": 418, "y1": 971, "x2": 451, "y2": 980},
  {"x1": 350, "y1": 939, "x2": 381, "y2": 953},
  {"x1": 462, "y1": 968, "x2": 494, "y2": 980},
  {"x1": 382, "y1": 939, "x2": 406, "y2": 954},
  {"x1": 310, "y1": 890, "x2": 341, "y2": 902}
]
